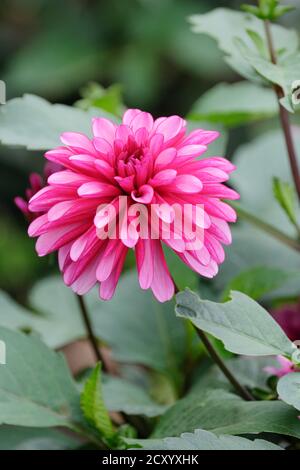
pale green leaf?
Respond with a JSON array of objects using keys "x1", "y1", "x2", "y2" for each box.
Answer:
[
  {"x1": 0, "y1": 278, "x2": 85, "y2": 350},
  {"x1": 0, "y1": 426, "x2": 80, "y2": 450},
  {"x1": 188, "y1": 82, "x2": 277, "y2": 127},
  {"x1": 103, "y1": 376, "x2": 169, "y2": 418},
  {"x1": 236, "y1": 39, "x2": 300, "y2": 95},
  {"x1": 0, "y1": 327, "x2": 81, "y2": 428},
  {"x1": 0, "y1": 94, "x2": 115, "y2": 150},
  {"x1": 277, "y1": 372, "x2": 300, "y2": 411},
  {"x1": 189, "y1": 8, "x2": 298, "y2": 83},
  {"x1": 176, "y1": 289, "x2": 295, "y2": 357},
  {"x1": 137, "y1": 428, "x2": 282, "y2": 450},
  {"x1": 231, "y1": 129, "x2": 300, "y2": 233},
  {"x1": 272, "y1": 177, "x2": 298, "y2": 227}
]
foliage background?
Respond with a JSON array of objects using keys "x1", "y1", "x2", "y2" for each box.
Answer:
[
  {"x1": 0, "y1": 0, "x2": 300, "y2": 451},
  {"x1": 0, "y1": 0, "x2": 294, "y2": 300},
  {"x1": 0, "y1": 0, "x2": 298, "y2": 293}
]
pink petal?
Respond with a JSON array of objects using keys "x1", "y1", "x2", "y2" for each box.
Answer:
[
  {"x1": 173, "y1": 175, "x2": 203, "y2": 193},
  {"x1": 131, "y1": 185, "x2": 154, "y2": 204},
  {"x1": 60, "y1": 132, "x2": 96, "y2": 155},
  {"x1": 130, "y1": 111, "x2": 154, "y2": 133},
  {"x1": 150, "y1": 240, "x2": 174, "y2": 302},
  {"x1": 154, "y1": 148, "x2": 177, "y2": 169},
  {"x1": 150, "y1": 169, "x2": 177, "y2": 187},
  {"x1": 77, "y1": 181, "x2": 120, "y2": 197},
  {"x1": 155, "y1": 116, "x2": 186, "y2": 142},
  {"x1": 177, "y1": 144, "x2": 207, "y2": 159},
  {"x1": 122, "y1": 108, "x2": 142, "y2": 126},
  {"x1": 92, "y1": 117, "x2": 116, "y2": 142},
  {"x1": 99, "y1": 247, "x2": 127, "y2": 300}
]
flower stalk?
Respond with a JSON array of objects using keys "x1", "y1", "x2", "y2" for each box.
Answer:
[
  {"x1": 263, "y1": 19, "x2": 300, "y2": 201},
  {"x1": 231, "y1": 202, "x2": 300, "y2": 252},
  {"x1": 76, "y1": 294, "x2": 107, "y2": 371},
  {"x1": 173, "y1": 282, "x2": 254, "y2": 401}
]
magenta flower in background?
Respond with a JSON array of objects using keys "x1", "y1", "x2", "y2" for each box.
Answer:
[
  {"x1": 272, "y1": 302, "x2": 300, "y2": 342},
  {"x1": 27, "y1": 109, "x2": 239, "y2": 301},
  {"x1": 264, "y1": 355, "x2": 299, "y2": 378},
  {"x1": 15, "y1": 162, "x2": 62, "y2": 221}
]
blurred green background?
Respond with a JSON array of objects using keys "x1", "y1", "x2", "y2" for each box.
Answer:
[{"x1": 0, "y1": 0, "x2": 299, "y2": 298}]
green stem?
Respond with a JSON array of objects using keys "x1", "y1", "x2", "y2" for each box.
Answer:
[
  {"x1": 194, "y1": 327, "x2": 254, "y2": 401},
  {"x1": 76, "y1": 294, "x2": 107, "y2": 371},
  {"x1": 231, "y1": 201, "x2": 300, "y2": 252},
  {"x1": 263, "y1": 19, "x2": 300, "y2": 201},
  {"x1": 173, "y1": 283, "x2": 254, "y2": 401}
]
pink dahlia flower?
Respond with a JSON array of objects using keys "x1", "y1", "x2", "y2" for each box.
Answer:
[
  {"x1": 28, "y1": 109, "x2": 239, "y2": 301},
  {"x1": 15, "y1": 162, "x2": 62, "y2": 221},
  {"x1": 264, "y1": 355, "x2": 298, "y2": 378},
  {"x1": 272, "y1": 302, "x2": 300, "y2": 342}
]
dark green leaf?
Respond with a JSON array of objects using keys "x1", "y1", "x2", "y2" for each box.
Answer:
[
  {"x1": 0, "y1": 426, "x2": 80, "y2": 450},
  {"x1": 0, "y1": 327, "x2": 81, "y2": 428},
  {"x1": 153, "y1": 389, "x2": 300, "y2": 439}
]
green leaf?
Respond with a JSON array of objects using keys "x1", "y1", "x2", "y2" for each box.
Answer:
[
  {"x1": 28, "y1": 276, "x2": 85, "y2": 348},
  {"x1": 277, "y1": 372, "x2": 300, "y2": 411},
  {"x1": 189, "y1": 8, "x2": 298, "y2": 83},
  {"x1": 175, "y1": 289, "x2": 295, "y2": 357},
  {"x1": 216, "y1": 129, "x2": 300, "y2": 297},
  {"x1": 80, "y1": 364, "x2": 114, "y2": 439},
  {"x1": 191, "y1": 357, "x2": 276, "y2": 394},
  {"x1": 236, "y1": 39, "x2": 300, "y2": 95},
  {"x1": 215, "y1": 226, "x2": 300, "y2": 299},
  {"x1": 75, "y1": 82, "x2": 125, "y2": 117},
  {"x1": 0, "y1": 94, "x2": 116, "y2": 151},
  {"x1": 246, "y1": 29, "x2": 268, "y2": 57},
  {"x1": 153, "y1": 389, "x2": 300, "y2": 439},
  {"x1": 137, "y1": 428, "x2": 282, "y2": 450},
  {"x1": 188, "y1": 82, "x2": 277, "y2": 127},
  {"x1": 0, "y1": 327, "x2": 81, "y2": 428},
  {"x1": 0, "y1": 280, "x2": 85, "y2": 350},
  {"x1": 222, "y1": 266, "x2": 298, "y2": 301},
  {"x1": 102, "y1": 375, "x2": 169, "y2": 418},
  {"x1": 0, "y1": 426, "x2": 80, "y2": 450},
  {"x1": 273, "y1": 177, "x2": 299, "y2": 227},
  {"x1": 241, "y1": 5, "x2": 262, "y2": 18},
  {"x1": 231, "y1": 129, "x2": 300, "y2": 233},
  {"x1": 242, "y1": 0, "x2": 295, "y2": 20}
]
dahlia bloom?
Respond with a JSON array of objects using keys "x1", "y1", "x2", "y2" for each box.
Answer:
[
  {"x1": 15, "y1": 162, "x2": 62, "y2": 221},
  {"x1": 264, "y1": 355, "x2": 298, "y2": 378},
  {"x1": 272, "y1": 302, "x2": 300, "y2": 341},
  {"x1": 28, "y1": 109, "x2": 238, "y2": 301}
]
